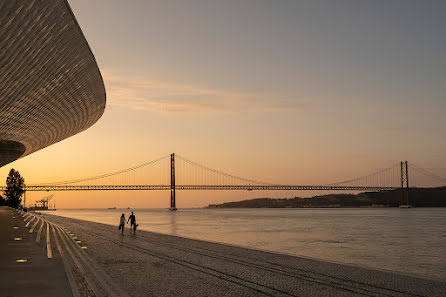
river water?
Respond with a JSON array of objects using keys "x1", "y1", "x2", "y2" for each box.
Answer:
[{"x1": 44, "y1": 208, "x2": 446, "y2": 281}]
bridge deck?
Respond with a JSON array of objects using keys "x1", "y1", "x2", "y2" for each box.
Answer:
[
  {"x1": 34, "y1": 212, "x2": 446, "y2": 297},
  {"x1": 0, "y1": 185, "x2": 399, "y2": 191}
]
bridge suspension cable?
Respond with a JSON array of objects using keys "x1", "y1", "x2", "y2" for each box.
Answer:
[
  {"x1": 31, "y1": 154, "x2": 171, "y2": 186},
  {"x1": 20, "y1": 154, "x2": 446, "y2": 193},
  {"x1": 408, "y1": 164, "x2": 446, "y2": 188},
  {"x1": 325, "y1": 162, "x2": 401, "y2": 188},
  {"x1": 175, "y1": 154, "x2": 272, "y2": 186}
]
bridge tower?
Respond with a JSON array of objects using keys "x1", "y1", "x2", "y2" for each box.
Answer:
[
  {"x1": 400, "y1": 161, "x2": 410, "y2": 207},
  {"x1": 170, "y1": 153, "x2": 177, "y2": 211}
]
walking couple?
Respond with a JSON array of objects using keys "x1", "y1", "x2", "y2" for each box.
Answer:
[{"x1": 119, "y1": 211, "x2": 138, "y2": 235}]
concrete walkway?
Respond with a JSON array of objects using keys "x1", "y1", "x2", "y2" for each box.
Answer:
[
  {"x1": 0, "y1": 206, "x2": 72, "y2": 297},
  {"x1": 39, "y1": 212, "x2": 446, "y2": 297}
]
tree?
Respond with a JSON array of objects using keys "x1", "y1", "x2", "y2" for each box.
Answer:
[
  {"x1": 0, "y1": 195, "x2": 5, "y2": 206},
  {"x1": 4, "y1": 168, "x2": 25, "y2": 208}
]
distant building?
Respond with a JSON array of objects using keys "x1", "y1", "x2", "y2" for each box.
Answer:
[{"x1": 0, "y1": 0, "x2": 106, "y2": 167}]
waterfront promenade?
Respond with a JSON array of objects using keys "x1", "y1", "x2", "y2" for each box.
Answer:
[
  {"x1": 0, "y1": 207, "x2": 71, "y2": 296},
  {"x1": 2, "y1": 207, "x2": 446, "y2": 296}
]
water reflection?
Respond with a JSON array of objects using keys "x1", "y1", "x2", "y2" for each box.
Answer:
[{"x1": 170, "y1": 211, "x2": 177, "y2": 235}]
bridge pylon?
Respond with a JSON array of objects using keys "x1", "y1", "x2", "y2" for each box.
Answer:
[
  {"x1": 400, "y1": 161, "x2": 411, "y2": 207},
  {"x1": 170, "y1": 153, "x2": 177, "y2": 211}
]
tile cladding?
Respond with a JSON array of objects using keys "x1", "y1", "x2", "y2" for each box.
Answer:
[{"x1": 0, "y1": 0, "x2": 106, "y2": 167}]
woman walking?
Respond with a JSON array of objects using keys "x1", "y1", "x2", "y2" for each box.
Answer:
[{"x1": 119, "y1": 213, "x2": 125, "y2": 235}]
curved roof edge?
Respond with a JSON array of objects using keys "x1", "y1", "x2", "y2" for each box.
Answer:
[{"x1": 0, "y1": 0, "x2": 107, "y2": 167}]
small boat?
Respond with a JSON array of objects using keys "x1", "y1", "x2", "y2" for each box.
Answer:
[
  {"x1": 107, "y1": 207, "x2": 117, "y2": 209},
  {"x1": 399, "y1": 205, "x2": 413, "y2": 208}
]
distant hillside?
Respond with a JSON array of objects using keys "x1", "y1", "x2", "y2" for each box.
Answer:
[{"x1": 207, "y1": 188, "x2": 446, "y2": 208}]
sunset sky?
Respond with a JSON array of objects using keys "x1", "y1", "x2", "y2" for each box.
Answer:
[{"x1": 1, "y1": 0, "x2": 445, "y2": 208}]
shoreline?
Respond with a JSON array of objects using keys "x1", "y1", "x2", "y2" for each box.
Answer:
[
  {"x1": 41, "y1": 206, "x2": 446, "y2": 210},
  {"x1": 39, "y1": 212, "x2": 446, "y2": 296},
  {"x1": 40, "y1": 207, "x2": 446, "y2": 283},
  {"x1": 4, "y1": 207, "x2": 446, "y2": 296},
  {"x1": 42, "y1": 211, "x2": 445, "y2": 283}
]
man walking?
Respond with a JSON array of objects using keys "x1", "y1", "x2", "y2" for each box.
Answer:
[{"x1": 127, "y1": 211, "x2": 137, "y2": 234}]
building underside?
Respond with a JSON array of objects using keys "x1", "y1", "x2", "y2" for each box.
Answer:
[{"x1": 0, "y1": 0, "x2": 106, "y2": 167}]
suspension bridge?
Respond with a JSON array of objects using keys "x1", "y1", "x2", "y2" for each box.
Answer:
[{"x1": 3, "y1": 154, "x2": 446, "y2": 209}]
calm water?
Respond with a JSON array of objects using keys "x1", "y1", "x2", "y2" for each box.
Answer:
[{"x1": 44, "y1": 208, "x2": 446, "y2": 281}]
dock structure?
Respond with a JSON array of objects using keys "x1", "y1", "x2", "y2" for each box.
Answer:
[{"x1": 3, "y1": 208, "x2": 445, "y2": 297}]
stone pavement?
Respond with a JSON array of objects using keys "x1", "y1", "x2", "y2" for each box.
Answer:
[{"x1": 0, "y1": 206, "x2": 72, "y2": 297}]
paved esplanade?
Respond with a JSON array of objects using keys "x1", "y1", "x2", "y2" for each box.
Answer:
[
  {"x1": 0, "y1": 207, "x2": 71, "y2": 296},
  {"x1": 11, "y1": 211, "x2": 441, "y2": 297}
]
